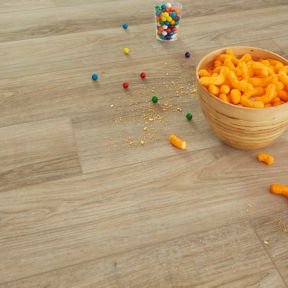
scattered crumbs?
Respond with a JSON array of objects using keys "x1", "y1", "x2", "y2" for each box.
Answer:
[
  {"x1": 140, "y1": 140, "x2": 145, "y2": 145},
  {"x1": 110, "y1": 104, "x2": 114, "y2": 108},
  {"x1": 247, "y1": 203, "x2": 253, "y2": 208},
  {"x1": 177, "y1": 107, "x2": 183, "y2": 112},
  {"x1": 149, "y1": 117, "x2": 154, "y2": 121},
  {"x1": 166, "y1": 73, "x2": 169, "y2": 76},
  {"x1": 276, "y1": 219, "x2": 288, "y2": 233},
  {"x1": 263, "y1": 240, "x2": 269, "y2": 245},
  {"x1": 144, "y1": 127, "x2": 148, "y2": 131}
]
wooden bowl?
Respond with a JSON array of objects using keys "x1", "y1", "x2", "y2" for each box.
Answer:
[{"x1": 196, "y1": 46, "x2": 288, "y2": 150}]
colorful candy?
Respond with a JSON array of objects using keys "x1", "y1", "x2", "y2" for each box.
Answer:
[
  {"x1": 186, "y1": 112, "x2": 193, "y2": 121},
  {"x1": 140, "y1": 72, "x2": 147, "y2": 79},
  {"x1": 91, "y1": 73, "x2": 99, "y2": 81},
  {"x1": 123, "y1": 82, "x2": 129, "y2": 89},
  {"x1": 185, "y1": 52, "x2": 191, "y2": 58},
  {"x1": 155, "y1": 2, "x2": 181, "y2": 41},
  {"x1": 122, "y1": 23, "x2": 129, "y2": 30},
  {"x1": 152, "y1": 95, "x2": 158, "y2": 103},
  {"x1": 123, "y1": 47, "x2": 130, "y2": 55}
]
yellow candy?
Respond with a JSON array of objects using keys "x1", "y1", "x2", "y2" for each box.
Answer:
[
  {"x1": 167, "y1": 17, "x2": 172, "y2": 22},
  {"x1": 123, "y1": 47, "x2": 130, "y2": 55},
  {"x1": 161, "y1": 16, "x2": 166, "y2": 22},
  {"x1": 171, "y1": 20, "x2": 175, "y2": 25}
]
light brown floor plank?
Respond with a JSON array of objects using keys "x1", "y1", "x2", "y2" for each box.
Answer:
[{"x1": 0, "y1": 118, "x2": 81, "y2": 193}]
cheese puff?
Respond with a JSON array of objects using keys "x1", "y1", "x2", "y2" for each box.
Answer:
[
  {"x1": 214, "y1": 60, "x2": 222, "y2": 68},
  {"x1": 249, "y1": 75, "x2": 278, "y2": 87},
  {"x1": 230, "y1": 89, "x2": 241, "y2": 104},
  {"x1": 217, "y1": 54, "x2": 239, "y2": 65},
  {"x1": 275, "y1": 81, "x2": 285, "y2": 91},
  {"x1": 199, "y1": 74, "x2": 225, "y2": 86},
  {"x1": 223, "y1": 58, "x2": 236, "y2": 71},
  {"x1": 278, "y1": 90, "x2": 288, "y2": 102},
  {"x1": 212, "y1": 67, "x2": 222, "y2": 74},
  {"x1": 272, "y1": 97, "x2": 283, "y2": 106},
  {"x1": 243, "y1": 87, "x2": 265, "y2": 98},
  {"x1": 219, "y1": 93, "x2": 229, "y2": 102},
  {"x1": 278, "y1": 66, "x2": 288, "y2": 74},
  {"x1": 264, "y1": 103, "x2": 272, "y2": 107},
  {"x1": 199, "y1": 69, "x2": 211, "y2": 77},
  {"x1": 235, "y1": 66, "x2": 242, "y2": 77},
  {"x1": 220, "y1": 85, "x2": 230, "y2": 94},
  {"x1": 267, "y1": 59, "x2": 284, "y2": 67},
  {"x1": 256, "y1": 84, "x2": 276, "y2": 104},
  {"x1": 248, "y1": 61, "x2": 272, "y2": 77},
  {"x1": 241, "y1": 97, "x2": 264, "y2": 108},
  {"x1": 238, "y1": 61, "x2": 250, "y2": 80},
  {"x1": 225, "y1": 49, "x2": 234, "y2": 56},
  {"x1": 240, "y1": 53, "x2": 252, "y2": 62},
  {"x1": 260, "y1": 59, "x2": 271, "y2": 67},
  {"x1": 208, "y1": 84, "x2": 220, "y2": 96},
  {"x1": 223, "y1": 68, "x2": 253, "y2": 92},
  {"x1": 279, "y1": 73, "x2": 288, "y2": 86},
  {"x1": 258, "y1": 152, "x2": 274, "y2": 165}
]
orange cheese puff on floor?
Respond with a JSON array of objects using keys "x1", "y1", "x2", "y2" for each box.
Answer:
[
  {"x1": 270, "y1": 184, "x2": 288, "y2": 198},
  {"x1": 257, "y1": 152, "x2": 274, "y2": 165},
  {"x1": 169, "y1": 134, "x2": 187, "y2": 150}
]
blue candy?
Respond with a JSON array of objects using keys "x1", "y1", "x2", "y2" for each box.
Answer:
[
  {"x1": 161, "y1": 4, "x2": 166, "y2": 10},
  {"x1": 170, "y1": 12, "x2": 176, "y2": 19},
  {"x1": 91, "y1": 73, "x2": 99, "y2": 81},
  {"x1": 164, "y1": 21, "x2": 170, "y2": 26},
  {"x1": 168, "y1": 31, "x2": 174, "y2": 36},
  {"x1": 166, "y1": 36, "x2": 172, "y2": 40},
  {"x1": 122, "y1": 23, "x2": 129, "y2": 30}
]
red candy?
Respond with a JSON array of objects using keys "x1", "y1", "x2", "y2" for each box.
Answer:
[
  {"x1": 140, "y1": 72, "x2": 147, "y2": 79},
  {"x1": 123, "y1": 82, "x2": 129, "y2": 89}
]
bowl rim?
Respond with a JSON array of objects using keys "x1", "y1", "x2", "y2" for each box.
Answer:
[{"x1": 196, "y1": 46, "x2": 288, "y2": 111}]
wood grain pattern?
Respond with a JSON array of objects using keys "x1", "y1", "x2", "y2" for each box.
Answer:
[
  {"x1": 1, "y1": 223, "x2": 286, "y2": 288},
  {"x1": 1, "y1": 0, "x2": 288, "y2": 287},
  {"x1": 0, "y1": 118, "x2": 81, "y2": 193}
]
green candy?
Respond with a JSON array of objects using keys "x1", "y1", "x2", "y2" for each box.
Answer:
[
  {"x1": 186, "y1": 112, "x2": 193, "y2": 121},
  {"x1": 152, "y1": 96, "x2": 158, "y2": 103},
  {"x1": 175, "y1": 21, "x2": 179, "y2": 26}
]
